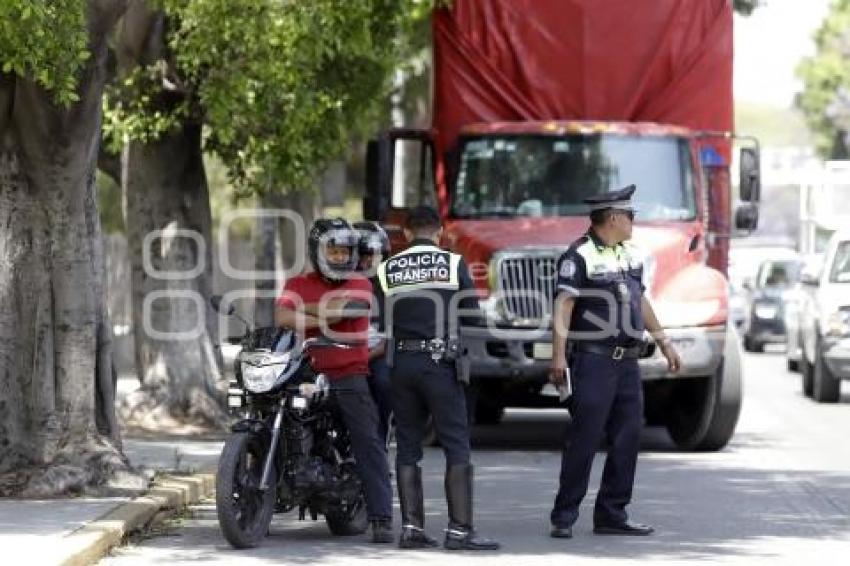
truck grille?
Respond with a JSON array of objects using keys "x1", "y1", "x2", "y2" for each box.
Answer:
[{"x1": 496, "y1": 253, "x2": 558, "y2": 322}]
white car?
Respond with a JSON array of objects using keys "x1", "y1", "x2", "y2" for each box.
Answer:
[
  {"x1": 785, "y1": 254, "x2": 824, "y2": 372},
  {"x1": 799, "y1": 232, "x2": 850, "y2": 402}
]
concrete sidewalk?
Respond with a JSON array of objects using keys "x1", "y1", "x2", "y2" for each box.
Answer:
[{"x1": 0, "y1": 436, "x2": 222, "y2": 566}]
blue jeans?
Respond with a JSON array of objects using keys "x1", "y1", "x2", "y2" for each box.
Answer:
[
  {"x1": 368, "y1": 357, "x2": 392, "y2": 445},
  {"x1": 331, "y1": 375, "x2": 393, "y2": 521}
]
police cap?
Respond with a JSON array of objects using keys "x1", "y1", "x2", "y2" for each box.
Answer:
[{"x1": 583, "y1": 184, "x2": 637, "y2": 212}]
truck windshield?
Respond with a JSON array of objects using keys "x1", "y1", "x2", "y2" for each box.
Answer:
[{"x1": 451, "y1": 134, "x2": 696, "y2": 221}]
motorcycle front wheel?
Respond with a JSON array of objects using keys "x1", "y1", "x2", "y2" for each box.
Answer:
[{"x1": 216, "y1": 432, "x2": 277, "y2": 548}]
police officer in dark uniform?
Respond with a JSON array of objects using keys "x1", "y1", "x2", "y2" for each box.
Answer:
[
  {"x1": 548, "y1": 185, "x2": 682, "y2": 539},
  {"x1": 353, "y1": 221, "x2": 393, "y2": 446},
  {"x1": 375, "y1": 206, "x2": 499, "y2": 551}
]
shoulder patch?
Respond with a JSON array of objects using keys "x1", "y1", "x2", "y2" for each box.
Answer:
[{"x1": 559, "y1": 259, "x2": 577, "y2": 278}]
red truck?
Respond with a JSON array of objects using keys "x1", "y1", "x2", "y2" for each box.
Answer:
[{"x1": 364, "y1": 0, "x2": 761, "y2": 451}]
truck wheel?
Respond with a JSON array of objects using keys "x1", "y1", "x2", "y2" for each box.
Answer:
[
  {"x1": 813, "y1": 339, "x2": 840, "y2": 403},
  {"x1": 475, "y1": 403, "x2": 505, "y2": 425},
  {"x1": 665, "y1": 325, "x2": 743, "y2": 451}
]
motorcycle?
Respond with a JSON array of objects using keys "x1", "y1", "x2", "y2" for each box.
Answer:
[{"x1": 211, "y1": 296, "x2": 368, "y2": 548}]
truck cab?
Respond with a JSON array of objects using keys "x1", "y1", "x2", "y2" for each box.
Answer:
[{"x1": 366, "y1": 119, "x2": 760, "y2": 451}]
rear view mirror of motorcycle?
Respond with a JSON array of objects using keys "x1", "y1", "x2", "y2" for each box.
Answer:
[{"x1": 210, "y1": 294, "x2": 236, "y2": 316}]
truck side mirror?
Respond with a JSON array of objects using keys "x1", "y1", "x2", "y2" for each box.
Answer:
[
  {"x1": 364, "y1": 138, "x2": 392, "y2": 221},
  {"x1": 739, "y1": 147, "x2": 761, "y2": 202},
  {"x1": 800, "y1": 272, "x2": 820, "y2": 287},
  {"x1": 734, "y1": 202, "x2": 759, "y2": 231}
]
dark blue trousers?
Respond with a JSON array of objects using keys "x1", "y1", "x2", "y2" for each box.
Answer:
[
  {"x1": 331, "y1": 375, "x2": 393, "y2": 521},
  {"x1": 368, "y1": 357, "x2": 392, "y2": 446},
  {"x1": 550, "y1": 351, "x2": 643, "y2": 528},
  {"x1": 391, "y1": 352, "x2": 471, "y2": 466}
]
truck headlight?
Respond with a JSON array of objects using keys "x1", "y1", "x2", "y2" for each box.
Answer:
[
  {"x1": 825, "y1": 310, "x2": 850, "y2": 337},
  {"x1": 754, "y1": 304, "x2": 778, "y2": 320}
]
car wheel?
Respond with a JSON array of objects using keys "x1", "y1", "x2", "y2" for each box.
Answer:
[
  {"x1": 787, "y1": 359, "x2": 799, "y2": 373},
  {"x1": 802, "y1": 355, "x2": 814, "y2": 397},
  {"x1": 813, "y1": 338, "x2": 840, "y2": 403},
  {"x1": 743, "y1": 334, "x2": 764, "y2": 353}
]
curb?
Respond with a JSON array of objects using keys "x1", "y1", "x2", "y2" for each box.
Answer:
[{"x1": 59, "y1": 473, "x2": 216, "y2": 566}]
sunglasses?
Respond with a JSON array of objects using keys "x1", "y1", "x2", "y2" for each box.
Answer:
[{"x1": 615, "y1": 210, "x2": 635, "y2": 221}]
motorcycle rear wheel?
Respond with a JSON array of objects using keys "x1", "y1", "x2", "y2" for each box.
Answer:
[
  {"x1": 216, "y1": 432, "x2": 277, "y2": 548},
  {"x1": 325, "y1": 490, "x2": 369, "y2": 536}
]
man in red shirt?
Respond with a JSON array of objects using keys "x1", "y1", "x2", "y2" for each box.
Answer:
[{"x1": 275, "y1": 218, "x2": 393, "y2": 543}]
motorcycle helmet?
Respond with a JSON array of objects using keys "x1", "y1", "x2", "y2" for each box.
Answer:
[
  {"x1": 353, "y1": 221, "x2": 390, "y2": 263},
  {"x1": 307, "y1": 217, "x2": 359, "y2": 283}
]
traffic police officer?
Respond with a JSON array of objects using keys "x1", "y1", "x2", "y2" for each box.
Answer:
[
  {"x1": 548, "y1": 185, "x2": 682, "y2": 539},
  {"x1": 375, "y1": 205, "x2": 499, "y2": 551}
]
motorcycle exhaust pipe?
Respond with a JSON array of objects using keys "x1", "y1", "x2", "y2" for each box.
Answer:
[{"x1": 260, "y1": 399, "x2": 285, "y2": 491}]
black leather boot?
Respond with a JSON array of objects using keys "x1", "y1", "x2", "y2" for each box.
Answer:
[
  {"x1": 443, "y1": 464, "x2": 500, "y2": 551},
  {"x1": 397, "y1": 464, "x2": 438, "y2": 549},
  {"x1": 370, "y1": 519, "x2": 394, "y2": 543}
]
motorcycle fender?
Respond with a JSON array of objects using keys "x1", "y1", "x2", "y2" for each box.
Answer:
[{"x1": 231, "y1": 418, "x2": 270, "y2": 440}]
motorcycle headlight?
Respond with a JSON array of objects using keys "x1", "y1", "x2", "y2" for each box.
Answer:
[
  {"x1": 241, "y1": 363, "x2": 285, "y2": 393},
  {"x1": 754, "y1": 304, "x2": 778, "y2": 320},
  {"x1": 825, "y1": 310, "x2": 850, "y2": 337}
]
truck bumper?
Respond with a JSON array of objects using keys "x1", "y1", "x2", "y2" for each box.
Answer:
[
  {"x1": 460, "y1": 324, "x2": 726, "y2": 382},
  {"x1": 823, "y1": 338, "x2": 850, "y2": 379}
]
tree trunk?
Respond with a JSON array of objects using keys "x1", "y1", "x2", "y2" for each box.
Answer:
[
  {"x1": 120, "y1": 123, "x2": 227, "y2": 431},
  {"x1": 253, "y1": 191, "x2": 320, "y2": 326},
  {"x1": 115, "y1": 1, "x2": 225, "y2": 431},
  {"x1": 0, "y1": 0, "x2": 136, "y2": 497}
]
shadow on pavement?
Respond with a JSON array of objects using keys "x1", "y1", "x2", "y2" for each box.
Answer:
[{"x1": 123, "y1": 462, "x2": 850, "y2": 564}]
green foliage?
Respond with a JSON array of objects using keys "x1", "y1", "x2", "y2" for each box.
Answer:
[
  {"x1": 0, "y1": 0, "x2": 89, "y2": 106},
  {"x1": 104, "y1": 0, "x2": 439, "y2": 196},
  {"x1": 96, "y1": 169, "x2": 125, "y2": 234},
  {"x1": 797, "y1": 0, "x2": 850, "y2": 158}
]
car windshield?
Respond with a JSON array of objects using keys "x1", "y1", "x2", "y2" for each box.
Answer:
[
  {"x1": 756, "y1": 259, "x2": 801, "y2": 288},
  {"x1": 830, "y1": 241, "x2": 850, "y2": 283},
  {"x1": 450, "y1": 134, "x2": 697, "y2": 221}
]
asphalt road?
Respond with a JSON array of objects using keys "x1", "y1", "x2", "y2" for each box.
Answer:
[{"x1": 102, "y1": 346, "x2": 850, "y2": 565}]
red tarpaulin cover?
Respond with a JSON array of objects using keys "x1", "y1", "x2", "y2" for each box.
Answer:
[{"x1": 432, "y1": 0, "x2": 733, "y2": 156}]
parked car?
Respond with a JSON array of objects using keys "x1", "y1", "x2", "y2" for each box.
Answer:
[
  {"x1": 741, "y1": 256, "x2": 802, "y2": 352},
  {"x1": 799, "y1": 231, "x2": 850, "y2": 402},
  {"x1": 785, "y1": 254, "x2": 824, "y2": 373}
]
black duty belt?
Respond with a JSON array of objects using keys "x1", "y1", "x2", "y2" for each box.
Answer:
[
  {"x1": 573, "y1": 342, "x2": 641, "y2": 360},
  {"x1": 395, "y1": 337, "x2": 461, "y2": 364},
  {"x1": 396, "y1": 338, "x2": 448, "y2": 352}
]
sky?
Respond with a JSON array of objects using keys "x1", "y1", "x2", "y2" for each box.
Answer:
[{"x1": 734, "y1": 0, "x2": 832, "y2": 107}]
